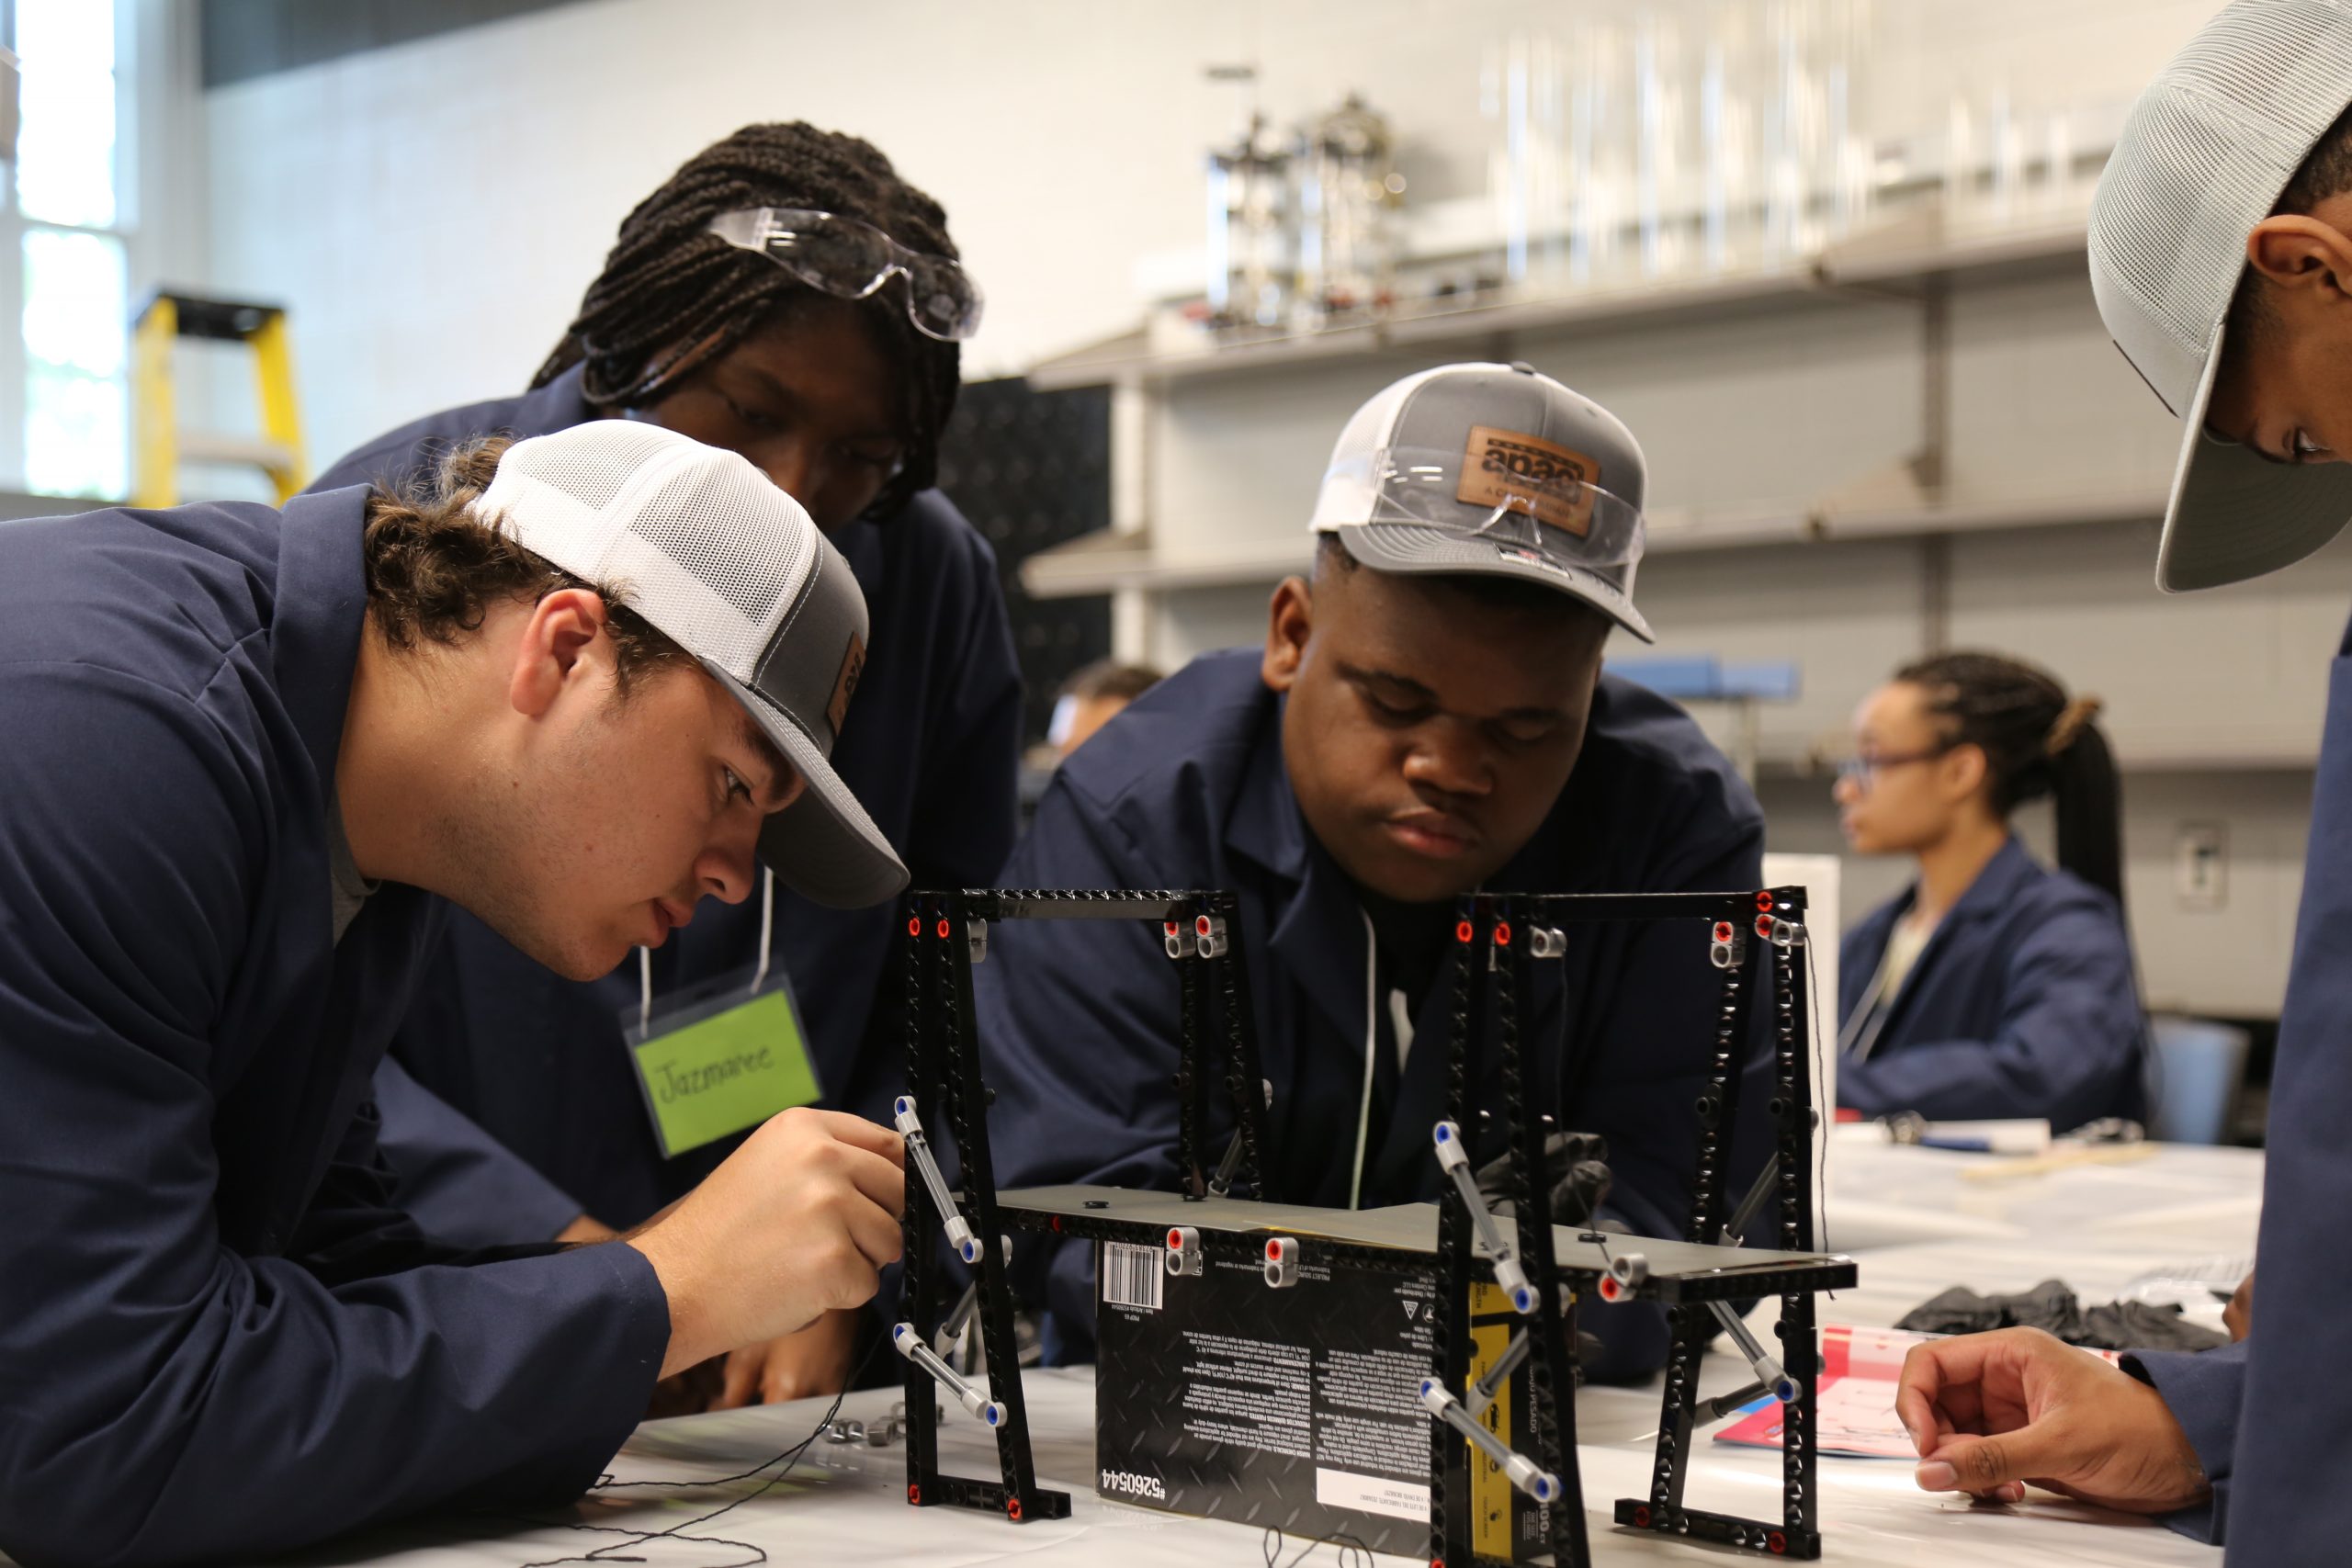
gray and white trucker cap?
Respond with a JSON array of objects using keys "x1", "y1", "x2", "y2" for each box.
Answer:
[
  {"x1": 479, "y1": 419, "x2": 908, "y2": 908},
  {"x1": 2090, "y1": 0, "x2": 2352, "y2": 591},
  {"x1": 1309, "y1": 361, "x2": 1654, "y2": 640}
]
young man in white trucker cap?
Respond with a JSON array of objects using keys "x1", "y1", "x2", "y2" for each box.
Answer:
[
  {"x1": 0, "y1": 420, "x2": 907, "y2": 1565},
  {"x1": 1895, "y1": 4, "x2": 2352, "y2": 1557},
  {"x1": 979, "y1": 361, "x2": 1777, "y2": 1382}
]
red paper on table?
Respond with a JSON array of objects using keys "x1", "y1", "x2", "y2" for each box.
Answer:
[{"x1": 1713, "y1": 1325, "x2": 2121, "y2": 1459}]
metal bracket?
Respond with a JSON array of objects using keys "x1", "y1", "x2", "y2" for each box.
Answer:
[
  {"x1": 1193, "y1": 912, "x2": 1228, "y2": 958},
  {"x1": 1161, "y1": 913, "x2": 1229, "y2": 959},
  {"x1": 1166, "y1": 1224, "x2": 1204, "y2": 1278},
  {"x1": 1596, "y1": 1249, "x2": 1649, "y2": 1303}
]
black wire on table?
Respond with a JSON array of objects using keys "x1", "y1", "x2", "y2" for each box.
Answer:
[
  {"x1": 512, "y1": 1336, "x2": 886, "y2": 1568},
  {"x1": 1260, "y1": 1524, "x2": 1376, "y2": 1568}
]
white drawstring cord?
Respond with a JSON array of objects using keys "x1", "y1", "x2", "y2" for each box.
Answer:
[
  {"x1": 1348, "y1": 909, "x2": 1377, "y2": 1212},
  {"x1": 750, "y1": 868, "x2": 775, "y2": 997}
]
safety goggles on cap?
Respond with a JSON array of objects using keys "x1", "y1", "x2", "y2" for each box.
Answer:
[
  {"x1": 707, "y1": 206, "x2": 984, "y2": 343},
  {"x1": 1322, "y1": 444, "x2": 1647, "y2": 569}
]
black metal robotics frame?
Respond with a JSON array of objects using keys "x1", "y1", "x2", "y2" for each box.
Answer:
[
  {"x1": 1611, "y1": 887, "x2": 1822, "y2": 1560},
  {"x1": 1420, "y1": 886, "x2": 1826, "y2": 1565},
  {"x1": 902, "y1": 883, "x2": 1838, "y2": 1560},
  {"x1": 1430, "y1": 892, "x2": 1588, "y2": 1568},
  {"x1": 896, "y1": 887, "x2": 1274, "y2": 1524}
]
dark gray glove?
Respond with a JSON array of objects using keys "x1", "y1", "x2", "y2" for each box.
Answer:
[{"x1": 1475, "y1": 1130, "x2": 1613, "y2": 1228}]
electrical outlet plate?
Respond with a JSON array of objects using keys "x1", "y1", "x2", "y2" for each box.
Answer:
[{"x1": 2175, "y1": 821, "x2": 2226, "y2": 911}]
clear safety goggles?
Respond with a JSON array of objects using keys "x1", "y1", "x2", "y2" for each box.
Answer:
[
  {"x1": 1328, "y1": 445, "x2": 1646, "y2": 568},
  {"x1": 707, "y1": 206, "x2": 985, "y2": 343}
]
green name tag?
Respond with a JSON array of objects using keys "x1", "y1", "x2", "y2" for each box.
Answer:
[{"x1": 622, "y1": 968, "x2": 820, "y2": 1157}]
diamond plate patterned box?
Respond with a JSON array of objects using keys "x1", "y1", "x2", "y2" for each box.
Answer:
[{"x1": 1091, "y1": 1239, "x2": 1548, "y2": 1559}]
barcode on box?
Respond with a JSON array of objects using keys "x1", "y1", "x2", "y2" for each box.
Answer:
[{"x1": 1102, "y1": 1242, "x2": 1164, "y2": 1311}]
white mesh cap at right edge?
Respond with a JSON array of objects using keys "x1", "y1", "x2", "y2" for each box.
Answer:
[{"x1": 2090, "y1": 0, "x2": 2352, "y2": 414}]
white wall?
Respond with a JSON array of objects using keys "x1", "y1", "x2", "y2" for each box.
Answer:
[{"x1": 204, "y1": 0, "x2": 2227, "y2": 465}]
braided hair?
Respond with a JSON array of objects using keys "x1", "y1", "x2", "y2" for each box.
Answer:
[
  {"x1": 1895, "y1": 650, "x2": 2124, "y2": 907},
  {"x1": 534, "y1": 122, "x2": 962, "y2": 517}
]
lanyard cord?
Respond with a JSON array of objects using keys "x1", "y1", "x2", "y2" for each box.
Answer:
[
  {"x1": 1837, "y1": 931, "x2": 1899, "y2": 1061},
  {"x1": 750, "y1": 868, "x2": 776, "y2": 997},
  {"x1": 635, "y1": 872, "x2": 777, "y2": 1033}
]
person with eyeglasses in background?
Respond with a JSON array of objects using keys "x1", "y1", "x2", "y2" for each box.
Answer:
[
  {"x1": 307, "y1": 123, "x2": 1020, "y2": 1412},
  {"x1": 1831, "y1": 652, "x2": 2143, "y2": 1131}
]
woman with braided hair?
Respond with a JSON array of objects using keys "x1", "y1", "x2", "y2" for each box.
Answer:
[
  {"x1": 1830, "y1": 650, "x2": 2146, "y2": 1130},
  {"x1": 526, "y1": 121, "x2": 968, "y2": 525},
  {"x1": 307, "y1": 122, "x2": 1020, "y2": 1410}
]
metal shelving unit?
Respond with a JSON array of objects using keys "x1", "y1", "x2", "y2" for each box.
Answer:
[
  {"x1": 1027, "y1": 207, "x2": 2088, "y2": 393},
  {"x1": 1014, "y1": 195, "x2": 2343, "y2": 831},
  {"x1": 1019, "y1": 484, "x2": 2167, "y2": 600},
  {"x1": 1021, "y1": 202, "x2": 2110, "y2": 626}
]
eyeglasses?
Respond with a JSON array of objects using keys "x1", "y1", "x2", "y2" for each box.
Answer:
[
  {"x1": 707, "y1": 207, "x2": 984, "y2": 343},
  {"x1": 1835, "y1": 745, "x2": 1952, "y2": 791}
]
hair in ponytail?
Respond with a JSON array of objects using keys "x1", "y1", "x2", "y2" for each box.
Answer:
[{"x1": 1894, "y1": 651, "x2": 2125, "y2": 908}]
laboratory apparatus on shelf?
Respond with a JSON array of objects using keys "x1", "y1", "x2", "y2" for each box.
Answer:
[
  {"x1": 1203, "y1": 86, "x2": 1293, "y2": 333},
  {"x1": 1292, "y1": 92, "x2": 1403, "y2": 326}
]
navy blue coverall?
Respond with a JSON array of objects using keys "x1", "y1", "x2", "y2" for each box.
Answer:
[
  {"x1": 1837, "y1": 835, "x2": 2145, "y2": 1130},
  {"x1": 0, "y1": 491, "x2": 667, "y2": 1566},
  {"x1": 2131, "y1": 612, "x2": 2352, "y2": 1554}
]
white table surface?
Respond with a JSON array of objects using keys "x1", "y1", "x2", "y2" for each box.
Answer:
[{"x1": 277, "y1": 1133, "x2": 2258, "y2": 1567}]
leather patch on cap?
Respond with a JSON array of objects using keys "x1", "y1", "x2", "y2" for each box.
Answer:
[
  {"x1": 1456, "y1": 424, "x2": 1598, "y2": 536},
  {"x1": 827, "y1": 631, "x2": 866, "y2": 740}
]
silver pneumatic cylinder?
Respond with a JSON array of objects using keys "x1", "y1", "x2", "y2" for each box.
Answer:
[
  {"x1": 1431, "y1": 1120, "x2": 1536, "y2": 1314},
  {"x1": 894, "y1": 1095, "x2": 981, "y2": 1264},
  {"x1": 1419, "y1": 1379, "x2": 1561, "y2": 1502},
  {"x1": 893, "y1": 1322, "x2": 1005, "y2": 1427}
]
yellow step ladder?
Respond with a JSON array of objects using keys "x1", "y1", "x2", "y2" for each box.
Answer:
[{"x1": 131, "y1": 290, "x2": 307, "y2": 508}]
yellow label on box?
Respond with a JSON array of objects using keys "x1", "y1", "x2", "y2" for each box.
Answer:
[{"x1": 1467, "y1": 1315, "x2": 1517, "y2": 1556}]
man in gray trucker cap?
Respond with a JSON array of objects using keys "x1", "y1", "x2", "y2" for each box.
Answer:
[
  {"x1": 1894, "y1": 5, "x2": 2352, "y2": 1557},
  {"x1": 0, "y1": 419, "x2": 909, "y2": 1564}
]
